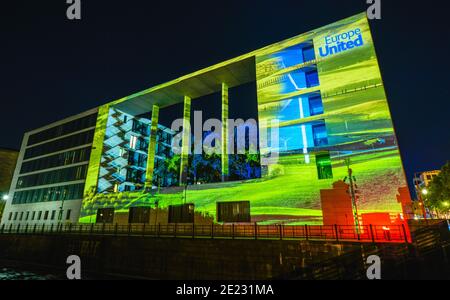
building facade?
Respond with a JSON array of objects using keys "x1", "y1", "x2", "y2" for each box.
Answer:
[
  {"x1": 1, "y1": 109, "x2": 98, "y2": 226},
  {"x1": 0, "y1": 108, "x2": 176, "y2": 227},
  {"x1": 413, "y1": 170, "x2": 441, "y2": 190},
  {"x1": 79, "y1": 12, "x2": 409, "y2": 225},
  {"x1": 2, "y1": 12, "x2": 410, "y2": 226}
]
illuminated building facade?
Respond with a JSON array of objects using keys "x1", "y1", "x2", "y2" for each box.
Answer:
[{"x1": 2, "y1": 12, "x2": 410, "y2": 226}]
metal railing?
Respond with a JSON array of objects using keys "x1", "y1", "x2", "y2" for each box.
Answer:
[{"x1": 0, "y1": 223, "x2": 410, "y2": 243}]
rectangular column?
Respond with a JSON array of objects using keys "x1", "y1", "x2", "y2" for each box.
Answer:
[
  {"x1": 221, "y1": 83, "x2": 229, "y2": 182},
  {"x1": 145, "y1": 105, "x2": 160, "y2": 190},
  {"x1": 179, "y1": 96, "x2": 191, "y2": 185}
]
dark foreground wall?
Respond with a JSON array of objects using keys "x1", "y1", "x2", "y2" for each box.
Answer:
[
  {"x1": 0, "y1": 234, "x2": 367, "y2": 280},
  {"x1": 0, "y1": 233, "x2": 449, "y2": 280}
]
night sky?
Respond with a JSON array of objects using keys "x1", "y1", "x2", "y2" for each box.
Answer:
[{"x1": 1, "y1": 0, "x2": 449, "y2": 187}]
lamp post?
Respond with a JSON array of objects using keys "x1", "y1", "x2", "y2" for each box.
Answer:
[
  {"x1": 415, "y1": 184, "x2": 428, "y2": 221},
  {"x1": 421, "y1": 188, "x2": 430, "y2": 219}
]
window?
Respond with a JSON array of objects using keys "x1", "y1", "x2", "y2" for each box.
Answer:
[
  {"x1": 31, "y1": 211, "x2": 36, "y2": 221},
  {"x1": 302, "y1": 46, "x2": 316, "y2": 62},
  {"x1": 217, "y1": 201, "x2": 251, "y2": 223},
  {"x1": 316, "y1": 152, "x2": 333, "y2": 180},
  {"x1": 14, "y1": 212, "x2": 18, "y2": 221},
  {"x1": 168, "y1": 204, "x2": 195, "y2": 224},
  {"x1": 66, "y1": 209, "x2": 72, "y2": 221},
  {"x1": 25, "y1": 212, "x2": 30, "y2": 221},
  {"x1": 8, "y1": 212, "x2": 12, "y2": 221},
  {"x1": 129, "y1": 207, "x2": 151, "y2": 224},
  {"x1": 44, "y1": 211, "x2": 49, "y2": 220},
  {"x1": 37, "y1": 211, "x2": 42, "y2": 221},
  {"x1": 306, "y1": 70, "x2": 319, "y2": 87},
  {"x1": 96, "y1": 208, "x2": 115, "y2": 224},
  {"x1": 12, "y1": 183, "x2": 85, "y2": 204},
  {"x1": 20, "y1": 147, "x2": 91, "y2": 174},
  {"x1": 16, "y1": 164, "x2": 88, "y2": 189},
  {"x1": 309, "y1": 95, "x2": 324, "y2": 116},
  {"x1": 27, "y1": 113, "x2": 97, "y2": 146},
  {"x1": 24, "y1": 130, "x2": 95, "y2": 160},
  {"x1": 51, "y1": 210, "x2": 56, "y2": 220},
  {"x1": 129, "y1": 135, "x2": 138, "y2": 150},
  {"x1": 312, "y1": 123, "x2": 329, "y2": 147}
]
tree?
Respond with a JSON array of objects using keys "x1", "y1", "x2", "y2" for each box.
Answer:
[{"x1": 427, "y1": 161, "x2": 450, "y2": 215}]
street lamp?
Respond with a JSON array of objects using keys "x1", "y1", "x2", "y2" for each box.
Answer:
[
  {"x1": 2, "y1": 194, "x2": 9, "y2": 201},
  {"x1": 422, "y1": 188, "x2": 428, "y2": 196}
]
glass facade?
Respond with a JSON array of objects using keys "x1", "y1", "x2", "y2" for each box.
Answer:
[
  {"x1": 20, "y1": 147, "x2": 91, "y2": 174},
  {"x1": 24, "y1": 130, "x2": 95, "y2": 160},
  {"x1": 12, "y1": 183, "x2": 85, "y2": 205},
  {"x1": 27, "y1": 113, "x2": 97, "y2": 146},
  {"x1": 16, "y1": 164, "x2": 88, "y2": 189}
]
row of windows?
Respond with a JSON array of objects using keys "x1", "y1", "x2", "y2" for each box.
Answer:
[
  {"x1": 24, "y1": 130, "x2": 95, "y2": 160},
  {"x1": 27, "y1": 113, "x2": 98, "y2": 146},
  {"x1": 12, "y1": 183, "x2": 85, "y2": 205},
  {"x1": 132, "y1": 119, "x2": 150, "y2": 137},
  {"x1": 20, "y1": 147, "x2": 91, "y2": 174},
  {"x1": 128, "y1": 151, "x2": 147, "y2": 168},
  {"x1": 157, "y1": 129, "x2": 173, "y2": 145},
  {"x1": 16, "y1": 165, "x2": 88, "y2": 189},
  {"x1": 8, "y1": 209, "x2": 72, "y2": 222}
]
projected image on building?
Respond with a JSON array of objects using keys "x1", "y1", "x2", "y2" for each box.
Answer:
[{"x1": 80, "y1": 12, "x2": 407, "y2": 225}]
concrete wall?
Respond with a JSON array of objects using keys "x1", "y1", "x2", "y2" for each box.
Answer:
[{"x1": 0, "y1": 234, "x2": 354, "y2": 280}]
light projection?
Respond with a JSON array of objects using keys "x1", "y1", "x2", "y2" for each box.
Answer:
[{"x1": 80, "y1": 12, "x2": 407, "y2": 225}]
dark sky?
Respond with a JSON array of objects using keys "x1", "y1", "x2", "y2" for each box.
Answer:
[{"x1": 1, "y1": 0, "x2": 449, "y2": 186}]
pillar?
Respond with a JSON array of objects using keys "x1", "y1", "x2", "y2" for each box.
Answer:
[
  {"x1": 221, "y1": 83, "x2": 229, "y2": 182},
  {"x1": 145, "y1": 105, "x2": 160, "y2": 190},
  {"x1": 179, "y1": 96, "x2": 191, "y2": 185}
]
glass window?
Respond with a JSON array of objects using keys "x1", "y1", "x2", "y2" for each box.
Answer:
[
  {"x1": 37, "y1": 211, "x2": 42, "y2": 221},
  {"x1": 24, "y1": 130, "x2": 95, "y2": 160},
  {"x1": 14, "y1": 212, "x2": 18, "y2": 221},
  {"x1": 316, "y1": 152, "x2": 333, "y2": 180},
  {"x1": 306, "y1": 70, "x2": 319, "y2": 87},
  {"x1": 9, "y1": 212, "x2": 12, "y2": 221},
  {"x1": 66, "y1": 209, "x2": 72, "y2": 221},
  {"x1": 44, "y1": 211, "x2": 49, "y2": 220},
  {"x1": 309, "y1": 95, "x2": 324, "y2": 116},
  {"x1": 51, "y1": 210, "x2": 56, "y2": 220},
  {"x1": 27, "y1": 113, "x2": 98, "y2": 146},
  {"x1": 312, "y1": 123, "x2": 329, "y2": 147},
  {"x1": 302, "y1": 46, "x2": 316, "y2": 62},
  {"x1": 31, "y1": 211, "x2": 36, "y2": 221}
]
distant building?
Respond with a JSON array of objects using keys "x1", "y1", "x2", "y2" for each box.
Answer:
[
  {"x1": 0, "y1": 148, "x2": 19, "y2": 195},
  {"x1": 413, "y1": 170, "x2": 441, "y2": 190}
]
